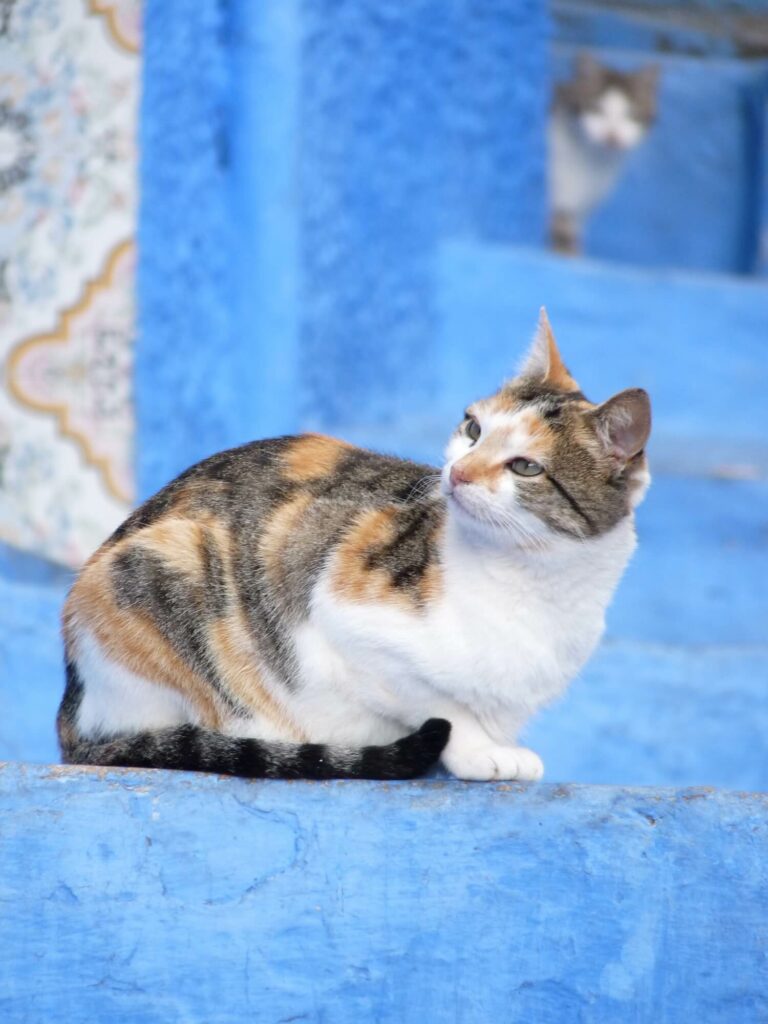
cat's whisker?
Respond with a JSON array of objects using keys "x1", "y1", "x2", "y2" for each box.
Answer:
[{"x1": 399, "y1": 473, "x2": 442, "y2": 505}]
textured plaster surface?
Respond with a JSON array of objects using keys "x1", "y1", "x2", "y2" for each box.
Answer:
[
  {"x1": 299, "y1": 0, "x2": 549, "y2": 428},
  {"x1": 137, "y1": 0, "x2": 237, "y2": 498},
  {"x1": 2, "y1": 763, "x2": 768, "y2": 1023}
]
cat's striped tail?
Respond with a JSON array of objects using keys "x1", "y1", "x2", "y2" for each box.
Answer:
[{"x1": 60, "y1": 718, "x2": 451, "y2": 781}]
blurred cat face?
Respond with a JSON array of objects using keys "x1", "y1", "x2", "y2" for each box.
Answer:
[
  {"x1": 441, "y1": 312, "x2": 651, "y2": 547},
  {"x1": 579, "y1": 88, "x2": 647, "y2": 150},
  {"x1": 556, "y1": 54, "x2": 659, "y2": 154}
]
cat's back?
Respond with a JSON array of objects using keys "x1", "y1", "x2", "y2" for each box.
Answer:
[
  {"x1": 98, "y1": 432, "x2": 436, "y2": 546},
  {"x1": 63, "y1": 434, "x2": 443, "y2": 664}
]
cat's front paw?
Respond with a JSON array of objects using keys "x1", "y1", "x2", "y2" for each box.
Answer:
[{"x1": 443, "y1": 744, "x2": 544, "y2": 782}]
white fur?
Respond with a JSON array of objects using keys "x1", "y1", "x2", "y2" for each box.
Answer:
[
  {"x1": 302, "y1": 513, "x2": 636, "y2": 781},
  {"x1": 74, "y1": 629, "x2": 197, "y2": 738},
  {"x1": 582, "y1": 89, "x2": 644, "y2": 150}
]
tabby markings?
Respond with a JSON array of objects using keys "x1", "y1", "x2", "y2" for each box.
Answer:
[
  {"x1": 64, "y1": 514, "x2": 304, "y2": 739},
  {"x1": 282, "y1": 433, "x2": 354, "y2": 483},
  {"x1": 330, "y1": 507, "x2": 442, "y2": 611}
]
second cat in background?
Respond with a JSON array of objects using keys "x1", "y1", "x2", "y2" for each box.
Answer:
[{"x1": 549, "y1": 53, "x2": 659, "y2": 255}]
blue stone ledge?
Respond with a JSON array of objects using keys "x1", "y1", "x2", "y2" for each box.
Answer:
[{"x1": 2, "y1": 764, "x2": 767, "y2": 1023}]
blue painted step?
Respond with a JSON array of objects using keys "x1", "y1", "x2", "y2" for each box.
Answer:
[
  {"x1": 528, "y1": 639, "x2": 768, "y2": 788},
  {"x1": 2, "y1": 764, "x2": 767, "y2": 1024}
]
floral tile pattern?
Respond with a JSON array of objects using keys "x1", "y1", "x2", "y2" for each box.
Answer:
[
  {"x1": 0, "y1": 0, "x2": 141, "y2": 567},
  {"x1": 7, "y1": 241, "x2": 136, "y2": 505},
  {"x1": 89, "y1": 0, "x2": 141, "y2": 53}
]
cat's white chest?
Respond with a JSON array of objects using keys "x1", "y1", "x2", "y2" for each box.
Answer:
[
  {"x1": 307, "y1": 519, "x2": 636, "y2": 738},
  {"x1": 419, "y1": 537, "x2": 614, "y2": 710},
  {"x1": 549, "y1": 110, "x2": 623, "y2": 218}
]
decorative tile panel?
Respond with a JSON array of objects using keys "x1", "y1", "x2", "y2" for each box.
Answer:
[{"x1": 0, "y1": 0, "x2": 140, "y2": 567}]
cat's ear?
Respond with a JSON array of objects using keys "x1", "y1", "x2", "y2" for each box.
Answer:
[
  {"x1": 519, "y1": 308, "x2": 580, "y2": 392},
  {"x1": 591, "y1": 388, "x2": 651, "y2": 465},
  {"x1": 632, "y1": 63, "x2": 660, "y2": 109},
  {"x1": 635, "y1": 64, "x2": 660, "y2": 90},
  {"x1": 575, "y1": 51, "x2": 602, "y2": 85}
]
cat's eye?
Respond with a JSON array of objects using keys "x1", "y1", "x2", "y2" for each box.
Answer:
[
  {"x1": 464, "y1": 416, "x2": 481, "y2": 443},
  {"x1": 507, "y1": 457, "x2": 543, "y2": 477}
]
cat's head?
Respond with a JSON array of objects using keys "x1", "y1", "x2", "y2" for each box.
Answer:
[
  {"x1": 557, "y1": 53, "x2": 659, "y2": 151},
  {"x1": 441, "y1": 309, "x2": 651, "y2": 547}
]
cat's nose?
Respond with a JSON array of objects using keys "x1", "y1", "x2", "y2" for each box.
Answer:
[{"x1": 450, "y1": 464, "x2": 472, "y2": 488}]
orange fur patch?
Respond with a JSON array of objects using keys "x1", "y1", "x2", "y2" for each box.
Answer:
[
  {"x1": 64, "y1": 555, "x2": 223, "y2": 728},
  {"x1": 131, "y1": 517, "x2": 208, "y2": 576},
  {"x1": 538, "y1": 311, "x2": 580, "y2": 392},
  {"x1": 330, "y1": 508, "x2": 441, "y2": 610},
  {"x1": 64, "y1": 518, "x2": 303, "y2": 739},
  {"x1": 282, "y1": 433, "x2": 353, "y2": 482},
  {"x1": 207, "y1": 611, "x2": 305, "y2": 740},
  {"x1": 258, "y1": 493, "x2": 313, "y2": 588},
  {"x1": 169, "y1": 478, "x2": 230, "y2": 519}
]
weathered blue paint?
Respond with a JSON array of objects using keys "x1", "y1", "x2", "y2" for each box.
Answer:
[
  {"x1": 1, "y1": 763, "x2": 767, "y2": 1023},
  {"x1": 298, "y1": 0, "x2": 549, "y2": 429},
  {"x1": 0, "y1": 573, "x2": 69, "y2": 763},
  {"x1": 137, "y1": 0, "x2": 238, "y2": 499},
  {"x1": 228, "y1": 0, "x2": 302, "y2": 443},
  {"x1": 609, "y1": 475, "x2": 768, "y2": 648},
  {"x1": 528, "y1": 639, "x2": 768, "y2": 788}
]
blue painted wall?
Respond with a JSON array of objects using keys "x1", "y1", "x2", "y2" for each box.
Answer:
[
  {"x1": 0, "y1": 570, "x2": 69, "y2": 763},
  {"x1": 3, "y1": 764, "x2": 768, "y2": 1023},
  {"x1": 138, "y1": 0, "x2": 549, "y2": 496}
]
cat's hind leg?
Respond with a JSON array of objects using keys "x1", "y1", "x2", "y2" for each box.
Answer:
[{"x1": 550, "y1": 210, "x2": 581, "y2": 255}]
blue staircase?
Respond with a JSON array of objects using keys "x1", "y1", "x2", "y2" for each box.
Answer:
[{"x1": 2, "y1": 1, "x2": 768, "y2": 1020}]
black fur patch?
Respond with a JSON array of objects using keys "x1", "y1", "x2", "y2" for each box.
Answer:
[
  {"x1": 56, "y1": 660, "x2": 85, "y2": 753},
  {"x1": 364, "y1": 502, "x2": 443, "y2": 603}
]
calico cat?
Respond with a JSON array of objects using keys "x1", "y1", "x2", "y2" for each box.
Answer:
[
  {"x1": 58, "y1": 311, "x2": 651, "y2": 781},
  {"x1": 549, "y1": 53, "x2": 659, "y2": 254}
]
